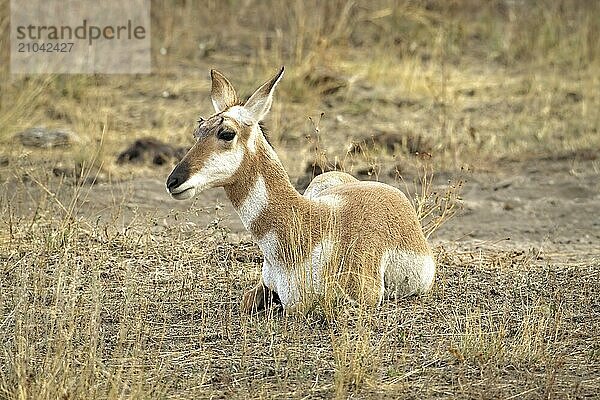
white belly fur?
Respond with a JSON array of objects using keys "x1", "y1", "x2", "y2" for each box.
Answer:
[
  {"x1": 260, "y1": 234, "x2": 435, "y2": 307},
  {"x1": 381, "y1": 249, "x2": 435, "y2": 300},
  {"x1": 259, "y1": 231, "x2": 336, "y2": 307}
]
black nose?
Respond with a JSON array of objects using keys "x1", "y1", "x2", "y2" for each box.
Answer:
[
  {"x1": 167, "y1": 161, "x2": 190, "y2": 192},
  {"x1": 167, "y1": 170, "x2": 188, "y2": 192},
  {"x1": 166, "y1": 174, "x2": 181, "y2": 191}
]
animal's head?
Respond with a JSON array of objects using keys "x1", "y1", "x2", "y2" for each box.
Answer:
[{"x1": 166, "y1": 67, "x2": 284, "y2": 200}]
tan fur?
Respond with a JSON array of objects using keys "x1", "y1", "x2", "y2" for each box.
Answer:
[
  {"x1": 228, "y1": 140, "x2": 431, "y2": 306},
  {"x1": 167, "y1": 68, "x2": 435, "y2": 313},
  {"x1": 303, "y1": 171, "x2": 358, "y2": 198}
]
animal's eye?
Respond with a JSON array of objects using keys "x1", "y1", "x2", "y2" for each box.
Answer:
[{"x1": 217, "y1": 128, "x2": 236, "y2": 141}]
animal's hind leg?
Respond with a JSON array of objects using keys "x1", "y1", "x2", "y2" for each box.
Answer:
[{"x1": 241, "y1": 279, "x2": 280, "y2": 314}]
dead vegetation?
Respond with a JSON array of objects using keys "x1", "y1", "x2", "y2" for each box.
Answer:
[
  {"x1": 1, "y1": 0, "x2": 599, "y2": 177},
  {"x1": 0, "y1": 182, "x2": 598, "y2": 398},
  {"x1": 1, "y1": 0, "x2": 599, "y2": 398}
]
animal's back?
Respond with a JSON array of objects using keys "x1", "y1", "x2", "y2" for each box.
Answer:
[
  {"x1": 321, "y1": 181, "x2": 429, "y2": 253},
  {"x1": 303, "y1": 171, "x2": 358, "y2": 199}
]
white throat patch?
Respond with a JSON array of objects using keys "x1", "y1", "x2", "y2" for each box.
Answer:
[{"x1": 237, "y1": 174, "x2": 268, "y2": 231}]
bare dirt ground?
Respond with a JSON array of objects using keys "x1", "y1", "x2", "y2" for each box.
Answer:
[{"x1": 73, "y1": 155, "x2": 600, "y2": 256}]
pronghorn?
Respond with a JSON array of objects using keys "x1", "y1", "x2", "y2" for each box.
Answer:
[{"x1": 166, "y1": 67, "x2": 435, "y2": 314}]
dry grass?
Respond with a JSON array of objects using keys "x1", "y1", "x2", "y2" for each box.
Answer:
[
  {"x1": 1, "y1": 1, "x2": 599, "y2": 399},
  {"x1": 1, "y1": 177, "x2": 598, "y2": 398},
  {"x1": 1, "y1": 0, "x2": 599, "y2": 174}
]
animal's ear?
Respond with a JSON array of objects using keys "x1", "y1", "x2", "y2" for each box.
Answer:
[
  {"x1": 244, "y1": 67, "x2": 284, "y2": 122},
  {"x1": 211, "y1": 69, "x2": 239, "y2": 113}
]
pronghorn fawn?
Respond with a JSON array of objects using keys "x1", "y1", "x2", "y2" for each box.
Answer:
[{"x1": 166, "y1": 67, "x2": 435, "y2": 314}]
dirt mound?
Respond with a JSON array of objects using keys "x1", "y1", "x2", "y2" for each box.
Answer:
[{"x1": 117, "y1": 138, "x2": 187, "y2": 166}]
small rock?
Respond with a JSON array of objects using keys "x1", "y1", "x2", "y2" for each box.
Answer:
[
  {"x1": 304, "y1": 67, "x2": 347, "y2": 96},
  {"x1": 16, "y1": 127, "x2": 78, "y2": 148},
  {"x1": 356, "y1": 165, "x2": 380, "y2": 178},
  {"x1": 493, "y1": 179, "x2": 513, "y2": 191},
  {"x1": 458, "y1": 88, "x2": 476, "y2": 97},
  {"x1": 565, "y1": 91, "x2": 582, "y2": 102},
  {"x1": 52, "y1": 163, "x2": 107, "y2": 185}
]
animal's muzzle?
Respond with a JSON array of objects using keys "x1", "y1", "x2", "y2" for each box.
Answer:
[{"x1": 166, "y1": 162, "x2": 190, "y2": 193}]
